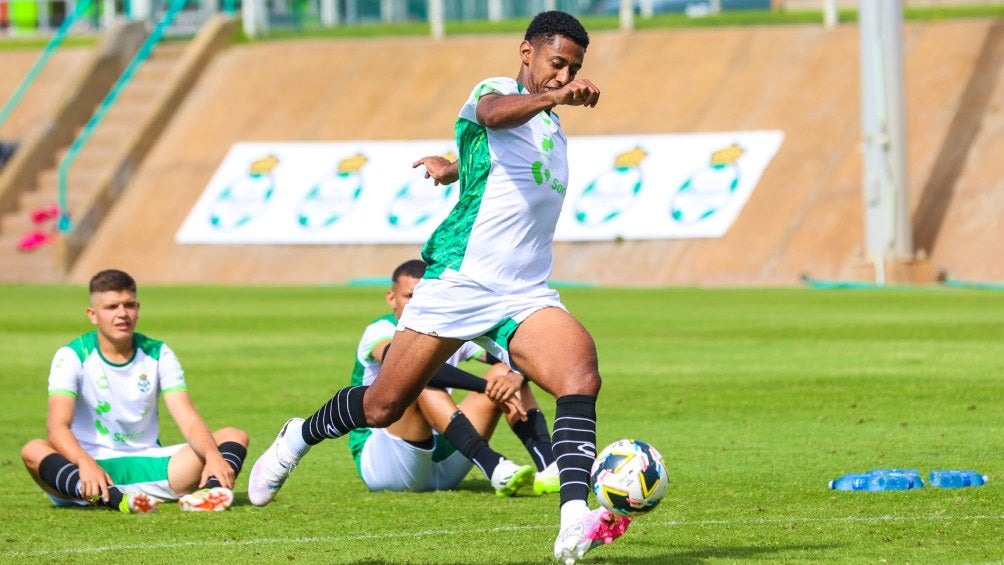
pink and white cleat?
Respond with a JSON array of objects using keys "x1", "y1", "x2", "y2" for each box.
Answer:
[{"x1": 553, "y1": 507, "x2": 632, "y2": 564}]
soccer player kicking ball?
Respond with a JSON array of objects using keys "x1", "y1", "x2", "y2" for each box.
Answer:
[
  {"x1": 20, "y1": 269, "x2": 249, "y2": 513},
  {"x1": 249, "y1": 11, "x2": 628, "y2": 563}
]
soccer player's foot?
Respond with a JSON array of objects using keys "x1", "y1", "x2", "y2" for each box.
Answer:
[
  {"x1": 178, "y1": 487, "x2": 234, "y2": 512},
  {"x1": 553, "y1": 507, "x2": 632, "y2": 564},
  {"x1": 534, "y1": 461, "x2": 560, "y2": 495},
  {"x1": 119, "y1": 492, "x2": 159, "y2": 514},
  {"x1": 248, "y1": 417, "x2": 304, "y2": 506},
  {"x1": 491, "y1": 460, "x2": 535, "y2": 497}
]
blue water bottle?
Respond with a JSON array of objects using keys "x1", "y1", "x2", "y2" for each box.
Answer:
[
  {"x1": 928, "y1": 470, "x2": 988, "y2": 488},
  {"x1": 829, "y1": 473, "x2": 871, "y2": 491},
  {"x1": 869, "y1": 469, "x2": 924, "y2": 490}
]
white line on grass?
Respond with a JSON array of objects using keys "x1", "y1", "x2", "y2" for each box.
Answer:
[{"x1": 5, "y1": 513, "x2": 1004, "y2": 558}]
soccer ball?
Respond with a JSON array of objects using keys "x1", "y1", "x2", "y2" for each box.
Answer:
[{"x1": 590, "y1": 439, "x2": 668, "y2": 516}]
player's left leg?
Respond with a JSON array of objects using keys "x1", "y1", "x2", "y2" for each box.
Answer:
[
  {"x1": 170, "y1": 427, "x2": 249, "y2": 511},
  {"x1": 503, "y1": 383, "x2": 559, "y2": 494},
  {"x1": 507, "y1": 307, "x2": 630, "y2": 564},
  {"x1": 248, "y1": 330, "x2": 462, "y2": 506}
]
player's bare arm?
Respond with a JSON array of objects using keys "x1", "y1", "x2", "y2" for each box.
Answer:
[
  {"x1": 475, "y1": 79, "x2": 599, "y2": 130},
  {"x1": 165, "y1": 391, "x2": 234, "y2": 489},
  {"x1": 47, "y1": 395, "x2": 113, "y2": 501}
]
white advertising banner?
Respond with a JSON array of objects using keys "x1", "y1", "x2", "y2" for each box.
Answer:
[{"x1": 175, "y1": 131, "x2": 783, "y2": 245}]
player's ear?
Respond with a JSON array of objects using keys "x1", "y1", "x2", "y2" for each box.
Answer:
[
  {"x1": 519, "y1": 40, "x2": 533, "y2": 66},
  {"x1": 86, "y1": 306, "x2": 97, "y2": 325}
]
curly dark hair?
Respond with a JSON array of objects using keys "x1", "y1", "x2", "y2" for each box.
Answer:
[{"x1": 524, "y1": 11, "x2": 589, "y2": 50}]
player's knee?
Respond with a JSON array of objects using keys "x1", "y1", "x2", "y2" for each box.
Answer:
[
  {"x1": 214, "y1": 426, "x2": 249, "y2": 446},
  {"x1": 364, "y1": 397, "x2": 407, "y2": 428},
  {"x1": 20, "y1": 439, "x2": 50, "y2": 468}
]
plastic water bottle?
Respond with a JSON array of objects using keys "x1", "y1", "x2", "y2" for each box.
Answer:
[
  {"x1": 829, "y1": 473, "x2": 871, "y2": 491},
  {"x1": 869, "y1": 468, "x2": 924, "y2": 489},
  {"x1": 830, "y1": 469, "x2": 923, "y2": 491},
  {"x1": 928, "y1": 470, "x2": 988, "y2": 488}
]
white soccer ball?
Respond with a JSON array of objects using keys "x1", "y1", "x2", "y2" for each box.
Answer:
[{"x1": 590, "y1": 438, "x2": 669, "y2": 516}]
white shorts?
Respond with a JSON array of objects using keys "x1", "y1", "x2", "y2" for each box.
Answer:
[
  {"x1": 398, "y1": 268, "x2": 566, "y2": 368},
  {"x1": 359, "y1": 428, "x2": 473, "y2": 492}
]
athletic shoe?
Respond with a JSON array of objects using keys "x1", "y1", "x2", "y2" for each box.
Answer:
[
  {"x1": 248, "y1": 417, "x2": 304, "y2": 506},
  {"x1": 491, "y1": 460, "x2": 535, "y2": 497},
  {"x1": 534, "y1": 461, "x2": 560, "y2": 495},
  {"x1": 178, "y1": 487, "x2": 234, "y2": 512},
  {"x1": 553, "y1": 507, "x2": 632, "y2": 564},
  {"x1": 119, "y1": 492, "x2": 159, "y2": 514}
]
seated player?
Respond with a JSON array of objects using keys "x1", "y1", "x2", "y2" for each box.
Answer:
[
  {"x1": 253, "y1": 260, "x2": 559, "y2": 498},
  {"x1": 20, "y1": 269, "x2": 249, "y2": 513}
]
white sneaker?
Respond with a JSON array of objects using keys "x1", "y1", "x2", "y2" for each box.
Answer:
[
  {"x1": 490, "y1": 459, "x2": 535, "y2": 497},
  {"x1": 248, "y1": 418, "x2": 304, "y2": 507},
  {"x1": 553, "y1": 507, "x2": 632, "y2": 564},
  {"x1": 178, "y1": 487, "x2": 234, "y2": 512},
  {"x1": 534, "y1": 461, "x2": 560, "y2": 495}
]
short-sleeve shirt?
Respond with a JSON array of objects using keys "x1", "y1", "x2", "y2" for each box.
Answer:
[
  {"x1": 47, "y1": 331, "x2": 187, "y2": 455},
  {"x1": 347, "y1": 313, "x2": 482, "y2": 464},
  {"x1": 422, "y1": 77, "x2": 569, "y2": 293}
]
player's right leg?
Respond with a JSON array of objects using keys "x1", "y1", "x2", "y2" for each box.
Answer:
[
  {"x1": 421, "y1": 388, "x2": 534, "y2": 496},
  {"x1": 248, "y1": 330, "x2": 462, "y2": 506},
  {"x1": 507, "y1": 307, "x2": 630, "y2": 564},
  {"x1": 20, "y1": 439, "x2": 160, "y2": 513}
]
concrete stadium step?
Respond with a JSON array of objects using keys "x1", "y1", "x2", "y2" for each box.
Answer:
[{"x1": 0, "y1": 232, "x2": 64, "y2": 283}]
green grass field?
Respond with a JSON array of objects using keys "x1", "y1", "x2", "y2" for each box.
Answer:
[{"x1": 1, "y1": 284, "x2": 1002, "y2": 564}]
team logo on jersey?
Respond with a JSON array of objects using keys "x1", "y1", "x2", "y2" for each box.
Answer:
[
  {"x1": 388, "y1": 151, "x2": 457, "y2": 230},
  {"x1": 208, "y1": 154, "x2": 278, "y2": 230},
  {"x1": 297, "y1": 153, "x2": 366, "y2": 230},
  {"x1": 137, "y1": 374, "x2": 151, "y2": 393},
  {"x1": 95, "y1": 374, "x2": 109, "y2": 390},
  {"x1": 574, "y1": 147, "x2": 647, "y2": 226},
  {"x1": 669, "y1": 144, "x2": 743, "y2": 224}
]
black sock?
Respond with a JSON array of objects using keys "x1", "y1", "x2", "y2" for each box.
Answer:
[
  {"x1": 38, "y1": 452, "x2": 124, "y2": 509},
  {"x1": 301, "y1": 386, "x2": 369, "y2": 445},
  {"x1": 552, "y1": 395, "x2": 597, "y2": 506},
  {"x1": 442, "y1": 411, "x2": 504, "y2": 480},
  {"x1": 203, "y1": 441, "x2": 247, "y2": 489},
  {"x1": 511, "y1": 408, "x2": 554, "y2": 471}
]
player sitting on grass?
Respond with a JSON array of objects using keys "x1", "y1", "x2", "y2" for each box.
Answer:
[{"x1": 20, "y1": 269, "x2": 249, "y2": 513}]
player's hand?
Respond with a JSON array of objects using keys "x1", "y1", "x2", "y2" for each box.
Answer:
[
  {"x1": 77, "y1": 457, "x2": 112, "y2": 503},
  {"x1": 412, "y1": 156, "x2": 459, "y2": 186},
  {"x1": 500, "y1": 392, "x2": 528, "y2": 422},
  {"x1": 484, "y1": 364, "x2": 521, "y2": 404},
  {"x1": 552, "y1": 79, "x2": 600, "y2": 108},
  {"x1": 200, "y1": 452, "x2": 235, "y2": 489}
]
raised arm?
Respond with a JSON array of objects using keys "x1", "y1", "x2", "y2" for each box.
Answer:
[{"x1": 475, "y1": 78, "x2": 600, "y2": 130}]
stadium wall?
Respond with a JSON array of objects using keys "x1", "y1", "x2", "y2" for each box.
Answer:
[{"x1": 59, "y1": 17, "x2": 1004, "y2": 286}]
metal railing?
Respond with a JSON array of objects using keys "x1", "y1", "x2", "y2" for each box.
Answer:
[{"x1": 56, "y1": 0, "x2": 188, "y2": 232}]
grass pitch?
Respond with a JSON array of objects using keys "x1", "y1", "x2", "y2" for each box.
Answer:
[{"x1": 1, "y1": 284, "x2": 1002, "y2": 564}]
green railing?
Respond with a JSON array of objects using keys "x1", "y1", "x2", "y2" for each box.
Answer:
[
  {"x1": 0, "y1": 0, "x2": 94, "y2": 131},
  {"x1": 57, "y1": 0, "x2": 189, "y2": 232}
]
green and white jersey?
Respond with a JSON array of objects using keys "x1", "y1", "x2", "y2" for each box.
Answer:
[
  {"x1": 422, "y1": 77, "x2": 568, "y2": 292},
  {"x1": 47, "y1": 331, "x2": 187, "y2": 455},
  {"x1": 348, "y1": 313, "x2": 482, "y2": 465}
]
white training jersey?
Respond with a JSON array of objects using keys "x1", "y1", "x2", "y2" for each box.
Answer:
[
  {"x1": 422, "y1": 77, "x2": 569, "y2": 292},
  {"x1": 47, "y1": 331, "x2": 187, "y2": 455}
]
